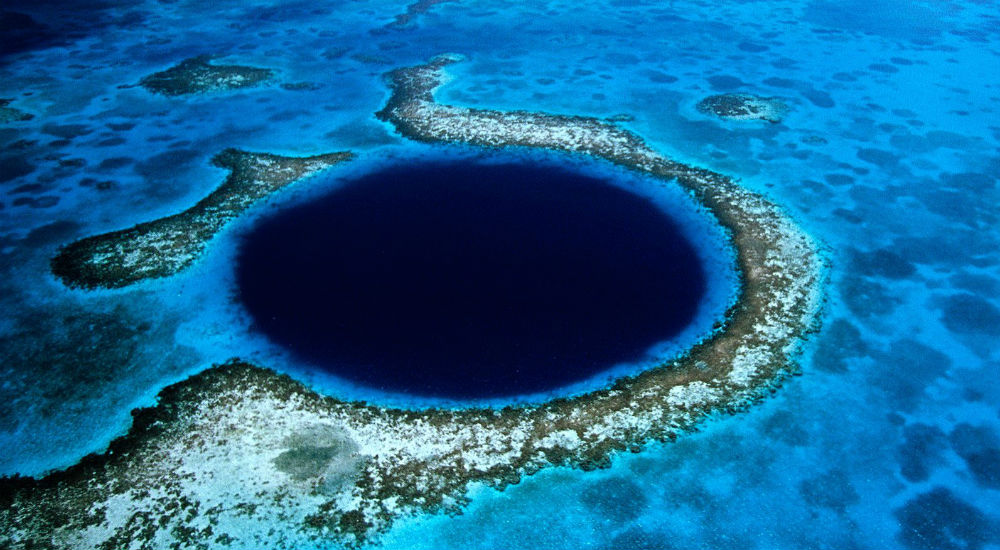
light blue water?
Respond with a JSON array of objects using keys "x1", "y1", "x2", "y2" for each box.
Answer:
[{"x1": 0, "y1": 0, "x2": 998, "y2": 548}]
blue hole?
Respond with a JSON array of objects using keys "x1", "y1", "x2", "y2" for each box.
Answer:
[{"x1": 235, "y1": 158, "x2": 709, "y2": 399}]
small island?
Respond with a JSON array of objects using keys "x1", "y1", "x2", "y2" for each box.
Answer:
[
  {"x1": 51, "y1": 149, "x2": 354, "y2": 289},
  {"x1": 697, "y1": 93, "x2": 788, "y2": 123},
  {"x1": 139, "y1": 55, "x2": 275, "y2": 96}
]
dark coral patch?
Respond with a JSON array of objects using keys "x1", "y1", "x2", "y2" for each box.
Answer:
[
  {"x1": 134, "y1": 149, "x2": 201, "y2": 184},
  {"x1": 895, "y1": 488, "x2": 996, "y2": 550},
  {"x1": 942, "y1": 172, "x2": 993, "y2": 192},
  {"x1": 800, "y1": 88, "x2": 834, "y2": 108},
  {"x1": 0, "y1": 98, "x2": 34, "y2": 123},
  {"x1": 949, "y1": 424, "x2": 1000, "y2": 489},
  {"x1": 643, "y1": 69, "x2": 678, "y2": 83},
  {"x1": 0, "y1": 10, "x2": 57, "y2": 58},
  {"x1": 824, "y1": 173, "x2": 854, "y2": 186},
  {"x1": 897, "y1": 423, "x2": 948, "y2": 483},
  {"x1": 97, "y1": 157, "x2": 133, "y2": 170},
  {"x1": 937, "y1": 293, "x2": 1000, "y2": 336},
  {"x1": 849, "y1": 247, "x2": 917, "y2": 279},
  {"x1": 761, "y1": 410, "x2": 810, "y2": 446},
  {"x1": 41, "y1": 123, "x2": 92, "y2": 139},
  {"x1": 869, "y1": 63, "x2": 900, "y2": 74},
  {"x1": 31, "y1": 196, "x2": 59, "y2": 208},
  {"x1": 106, "y1": 122, "x2": 136, "y2": 131},
  {"x1": 799, "y1": 469, "x2": 859, "y2": 512},
  {"x1": 856, "y1": 148, "x2": 899, "y2": 167},
  {"x1": 737, "y1": 41, "x2": 769, "y2": 52},
  {"x1": 280, "y1": 81, "x2": 322, "y2": 91},
  {"x1": 870, "y1": 339, "x2": 950, "y2": 411},
  {"x1": 763, "y1": 76, "x2": 798, "y2": 88},
  {"x1": 0, "y1": 155, "x2": 35, "y2": 183},
  {"x1": 606, "y1": 528, "x2": 666, "y2": 550},
  {"x1": 97, "y1": 137, "x2": 126, "y2": 147},
  {"x1": 580, "y1": 477, "x2": 649, "y2": 522},
  {"x1": 810, "y1": 318, "x2": 866, "y2": 374},
  {"x1": 706, "y1": 75, "x2": 746, "y2": 91},
  {"x1": 949, "y1": 273, "x2": 1000, "y2": 296},
  {"x1": 840, "y1": 275, "x2": 900, "y2": 319}
]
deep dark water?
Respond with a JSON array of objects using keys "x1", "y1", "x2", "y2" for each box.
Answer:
[{"x1": 236, "y1": 159, "x2": 709, "y2": 398}]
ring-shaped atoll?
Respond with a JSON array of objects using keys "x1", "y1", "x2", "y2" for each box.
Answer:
[{"x1": 0, "y1": 55, "x2": 824, "y2": 549}]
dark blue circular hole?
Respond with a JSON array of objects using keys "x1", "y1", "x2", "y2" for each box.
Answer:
[{"x1": 235, "y1": 159, "x2": 708, "y2": 399}]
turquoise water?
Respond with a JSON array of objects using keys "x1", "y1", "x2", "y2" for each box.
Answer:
[{"x1": 1, "y1": 0, "x2": 998, "y2": 548}]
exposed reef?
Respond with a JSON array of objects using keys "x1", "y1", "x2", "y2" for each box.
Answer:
[
  {"x1": 2, "y1": 56, "x2": 823, "y2": 548},
  {"x1": 0, "y1": 99, "x2": 33, "y2": 123},
  {"x1": 51, "y1": 149, "x2": 354, "y2": 289},
  {"x1": 139, "y1": 55, "x2": 275, "y2": 96},
  {"x1": 697, "y1": 93, "x2": 788, "y2": 123}
]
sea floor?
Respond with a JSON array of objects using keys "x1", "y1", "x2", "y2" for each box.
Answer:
[{"x1": 1, "y1": 0, "x2": 998, "y2": 548}]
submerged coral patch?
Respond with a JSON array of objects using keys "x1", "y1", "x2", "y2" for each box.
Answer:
[
  {"x1": 51, "y1": 149, "x2": 354, "y2": 289},
  {"x1": 697, "y1": 93, "x2": 788, "y2": 123},
  {"x1": 0, "y1": 99, "x2": 33, "y2": 123},
  {"x1": 139, "y1": 55, "x2": 275, "y2": 96},
  {"x1": 2, "y1": 56, "x2": 823, "y2": 548}
]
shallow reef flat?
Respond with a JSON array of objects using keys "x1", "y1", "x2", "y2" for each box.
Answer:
[
  {"x1": 0, "y1": 56, "x2": 823, "y2": 548},
  {"x1": 697, "y1": 93, "x2": 788, "y2": 123},
  {"x1": 139, "y1": 55, "x2": 275, "y2": 96},
  {"x1": 50, "y1": 149, "x2": 354, "y2": 289}
]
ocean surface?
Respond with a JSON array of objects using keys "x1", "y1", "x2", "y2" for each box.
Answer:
[{"x1": 1, "y1": 0, "x2": 998, "y2": 548}]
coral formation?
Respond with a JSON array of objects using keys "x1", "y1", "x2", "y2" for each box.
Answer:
[
  {"x1": 51, "y1": 149, "x2": 354, "y2": 289},
  {"x1": 139, "y1": 55, "x2": 274, "y2": 96},
  {"x1": 697, "y1": 93, "x2": 788, "y2": 123},
  {"x1": 0, "y1": 98, "x2": 33, "y2": 123}
]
